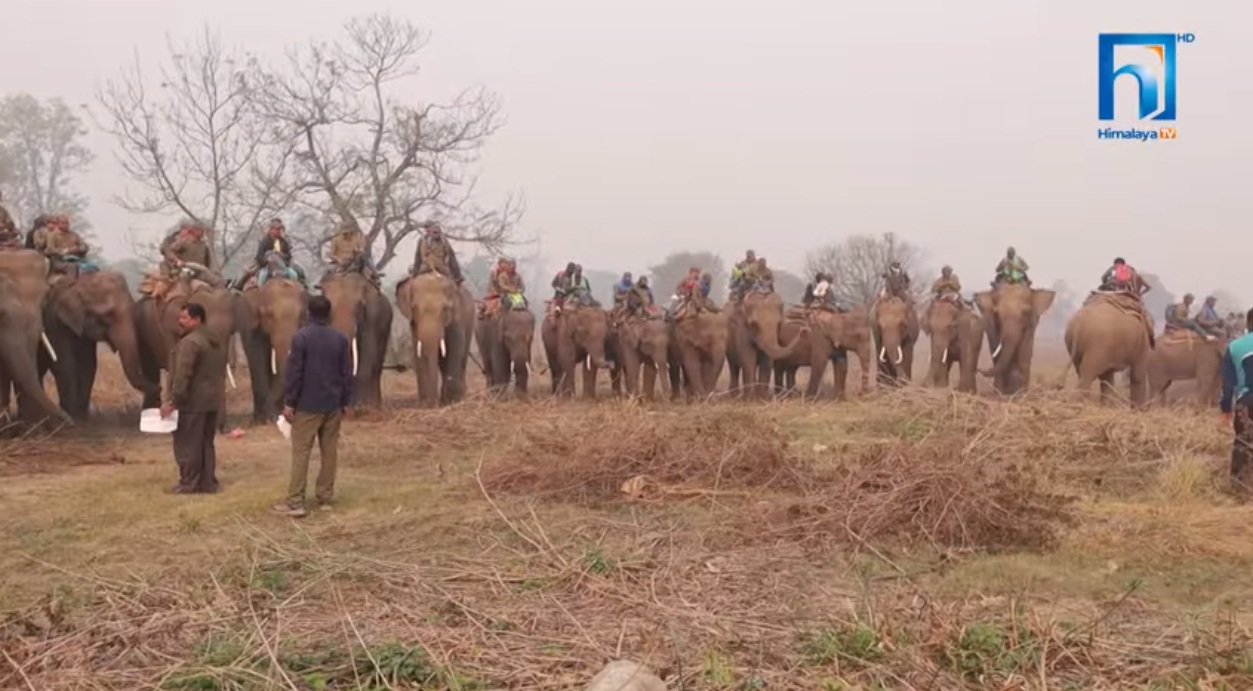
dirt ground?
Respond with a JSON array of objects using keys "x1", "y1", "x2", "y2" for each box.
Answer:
[{"x1": 1, "y1": 337, "x2": 1247, "y2": 690}]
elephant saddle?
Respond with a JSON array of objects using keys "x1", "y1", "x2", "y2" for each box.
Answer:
[
  {"x1": 1086, "y1": 290, "x2": 1155, "y2": 344},
  {"x1": 1159, "y1": 328, "x2": 1211, "y2": 349}
]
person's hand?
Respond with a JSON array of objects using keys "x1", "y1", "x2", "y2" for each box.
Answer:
[
  {"x1": 160, "y1": 403, "x2": 174, "y2": 419},
  {"x1": 282, "y1": 405, "x2": 294, "y2": 422},
  {"x1": 1223, "y1": 412, "x2": 1233, "y2": 425}
]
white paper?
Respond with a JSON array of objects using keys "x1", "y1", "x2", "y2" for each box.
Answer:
[
  {"x1": 276, "y1": 415, "x2": 292, "y2": 440},
  {"x1": 139, "y1": 408, "x2": 178, "y2": 434}
]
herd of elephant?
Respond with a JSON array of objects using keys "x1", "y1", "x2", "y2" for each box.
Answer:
[{"x1": 0, "y1": 250, "x2": 1221, "y2": 430}]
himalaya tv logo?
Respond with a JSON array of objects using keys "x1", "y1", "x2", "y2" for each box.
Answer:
[{"x1": 1097, "y1": 33, "x2": 1194, "y2": 142}]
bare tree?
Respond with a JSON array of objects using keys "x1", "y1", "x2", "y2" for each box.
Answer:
[
  {"x1": 96, "y1": 27, "x2": 298, "y2": 271},
  {"x1": 0, "y1": 94, "x2": 94, "y2": 233},
  {"x1": 255, "y1": 13, "x2": 525, "y2": 272},
  {"x1": 804, "y1": 232, "x2": 928, "y2": 306}
]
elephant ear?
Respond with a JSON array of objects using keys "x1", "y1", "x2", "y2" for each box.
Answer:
[
  {"x1": 1031, "y1": 289, "x2": 1056, "y2": 317},
  {"x1": 234, "y1": 291, "x2": 260, "y2": 332},
  {"x1": 396, "y1": 282, "x2": 414, "y2": 321},
  {"x1": 51, "y1": 283, "x2": 88, "y2": 336},
  {"x1": 974, "y1": 291, "x2": 995, "y2": 316}
]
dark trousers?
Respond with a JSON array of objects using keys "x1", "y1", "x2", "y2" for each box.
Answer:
[
  {"x1": 173, "y1": 411, "x2": 219, "y2": 492},
  {"x1": 1234, "y1": 401, "x2": 1253, "y2": 495},
  {"x1": 286, "y1": 411, "x2": 342, "y2": 507}
]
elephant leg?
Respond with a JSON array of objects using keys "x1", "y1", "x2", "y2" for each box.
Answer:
[
  {"x1": 1097, "y1": 371, "x2": 1118, "y2": 405},
  {"x1": 581, "y1": 359, "x2": 598, "y2": 400},
  {"x1": 75, "y1": 337, "x2": 99, "y2": 420},
  {"x1": 806, "y1": 357, "x2": 829, "y2": 399},
  {"x1": 1129, "y1": 362, "x2": 1149, "y2": 409},
  {"x1": 642, "y1": 361, "x2": 658, "y2": 401},
  {"x1": 830, "y1": 356, "x2": 849, "y2": 399}
]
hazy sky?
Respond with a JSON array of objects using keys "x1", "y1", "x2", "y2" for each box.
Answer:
[{"x1": 4, "y1": 0, "x2": 1247, "y2": 301}]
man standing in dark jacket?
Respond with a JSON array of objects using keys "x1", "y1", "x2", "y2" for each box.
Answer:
[
  {"x1": 1220, "y1": 308, "x2": 1253, "y2": 497},
  {"x1": 161, "y1": 302, "x2": 228, "y2": 494},
  {"x1": 273, "y1": 295, "x2": 353, "y2": 517}
]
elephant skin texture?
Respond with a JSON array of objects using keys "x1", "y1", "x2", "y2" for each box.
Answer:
[
  {"x1": 726, "y1": 291, "x2": 806, "y2": 398},
  {"x1": 396, "y1": 273, "x2": 474, "y2": 406},
  {"x1": 475, "y1": 307, "x2": 535, "y2": 397},
  {"x1": 321, "y1": 273, "x2": 393, "y2": 408},
  {"x1": 1148, "y1": 331, "x2": 1225, "y2": 406},
  {"x1": 542, "y1": 305, "x2": 611, "y2": 399},
  {"x1": 608, "y1": 316, "x2": 670, "y2": 400},
  {"x1": 923, "y1": 299, "x2": 985, "y2": 393},
  {"x1": 872, "y1": 296, "x2": 920, "y2": 386},
  {"x1": 0, "y1": 252, "x2": 70, "y2": 425},
  {"x1": 238, "y1": 278, "x2": 308, "y2": 422},
  {"x1": 975, "y1": 284, "x2": 1055, "y2": 395},
  {"x1": 774, "y1": 306, "x2": 873, "y2": 399},
  {"x1": 668, "y1": 310, "x2": 729, "y2": 400},
  {"x1": 1064, "y1": 292, "x2": 1152, "y2": 407},
  {"x1": 41, "y1": 271, "x2": 148, "y2": 421}
]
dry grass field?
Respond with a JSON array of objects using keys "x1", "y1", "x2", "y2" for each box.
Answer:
[{"x1": 1, "y1": 335, "x2": 1248, "y2": 690}]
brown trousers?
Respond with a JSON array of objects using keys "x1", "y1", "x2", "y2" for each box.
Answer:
[
  {"x1": 1233, "y1": 403, "x2": 1253, "y2": 496},
  {"x1": 286, "y1": 411, "x2": 343, "y2": 507},
  {"x1": 173, "y1": 411, "x2": 219, "y2": 492}
]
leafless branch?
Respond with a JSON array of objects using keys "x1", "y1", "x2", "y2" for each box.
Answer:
[
  {"x1": 0, "y1": 94, "x2": 95, "y2": 234},
  {"x1": 804, "y1": 232, "x2": 929, "y2": 307}
]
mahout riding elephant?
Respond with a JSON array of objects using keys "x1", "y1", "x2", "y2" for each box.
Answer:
[
  {"x1": 135, "y1": 277, "x2": 237, "y2": 431},
  {"x1": 0, "y1": 253, "x2": 69, "y2": 425},
  {"x1": 542, "y1": 303, "x2": 611, "y2": 398},
  {"x1": 668, "y1": 311, "x2": 729, "y2": 400},
  {"x1": 39, "y1": 270, "x2": 148, "y2": 421},
  {"x1": 237, "y1": 277, "x2": 308, "y2": 422},
  {"x1": 1147, "y1": 330, "x2": 1224, "y2": 405},
  {"x1": 475, "y1": 305, "x2": 535, "y2": 397},
  {"x1": 975, "y1": 284, "x2": 1055, "y2": 394},
  {"x1": 773, "y1": 306, "x2": 872, "y2": 399},
  {"x1": 1064, "y1": 291, "x2": 1153, "y2": 406},
  {"x1": 396, "y1": 273, "x2": 474, "y2": 406},
  {"x1": 922, "y1": 298, "x2": 985, "y2": 393},
  {"x1": 726, "y1": 291, "x2": 806, "y2": 398},
  {"x1": 320, "y1": 272, "x2": 393, "y2": 408},
  {"x1": 871, "y1": 296, "x2": 919, "y2": 385},
  {"x1": 608, "y1": 315, "x2": 670, "y2": 400}
]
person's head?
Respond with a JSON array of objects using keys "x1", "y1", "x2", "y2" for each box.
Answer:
[
  {"x1": 1113, "y1": 257, "x2": 1125, "y2": 266},
  {"x1": 637, "y1": 276, "x2": 649, "y2": 287},
  {"x1": 267, "y1": 218, "x2": 284, "y2": 237},
  {"x1": 1006, "y1": 246, "x2": 1016, "y2": 258},
  {"x1": 889, "y1": 260, "x2": 901, "y2": 272},
  {"x1": 688, "y1": 266, "x2": 700, "y2": 278},
  {"x1": 1245, "y1": 307, "x2": 1253, "y2": 332},
  {"x1": 573, "y1": 263, "x2": 582, "y2": 274},
  {"x1": 422, "y1": 221, "x2": 441, "y2": 239},
  {"x1": 178, "y1": 303, "x2": 207, "y2": 332},
  {"x1": 941, "y1": 265, "x2": 952, "y2": 276},
  {"x1": 621, "y1": 271, "x2": 632, "y2": 283},
  {"x1": 1183, "y1": 293, "x2": 1195, "y2": 305},
  {"x1": 565, "y1": 261, "x2": 576, "y2": 274},
  {"x1": 31, "y1": 215, "x2": 48, "y2": 231},
  {"x1": 745, "y1": 250, "x2": 756, "y2": 262},
  {"x1": 1205, "y1": 295, "x2": 1217, "y2": 307},
  {"x1": 308, "y1": 295, "x2": 332, "y2": 322},
  {"x1": 701, "y1": 271, "x2": 712, "y2": 282}
]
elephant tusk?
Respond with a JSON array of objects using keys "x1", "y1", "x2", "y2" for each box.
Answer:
[
  {"x1": 941, "y1": 347, "x2": 949, "y2": 364},
  {"x1": 270, "y1": 348, "x2": 278, "y2": 376},
  {"x1": 585, "y1": 354, "x2": 592, "y2": 370},
  {"x1": 416, "y1": 340, "x2": 423, "y2": 359},
  {"x1": 991, "y1": 343, "x2": 1002, "y2": 360},
  {"x1": 351, "y1": 337, "x2": 359, "y2": 377},
  {"x1": 524, "y1": 361, "x2": 531, "y2": 373},
  {"x1": 41, "y1": 332, "x2": 58, "y2": 363},
  {"x1": 895, "y1": 346, "x2": 903, "y2": 364},
  {"x1": 226, "y1": 364, "x2": 237, "y2": 390},
  {"x1": 439, "y1": 338, "x2": 447, "y2": 357},
  {"x1": 878, "y1": 346, "x2": 887, "y2": 363}
]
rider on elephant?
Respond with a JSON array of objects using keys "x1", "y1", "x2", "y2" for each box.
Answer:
[
  {"x1": 1099, "y1": 257, "x2": 1149, "y2": 296},
  {"x1": 411, "y1": 221, "x2": 464, "y2": 284},
  {"x1": 1165, "y1": 293, "x2": 1216, "y2": 342},
  {"x1": 613, "y1": 272, "x2": 634, "y2": 313},
  {"x1": 256, "y1": 251, "x2": 300, "y2": 287},
  {"x1": 675, "y1": 267, "x2": 718, "y2": 318},
  {"x1": 700, "y1": 271, "x2": 713, "y2": 298},
  {"x1": 626, "y1": 276, "x2": 656, "y2": 318},
  {"x1": 880, "y1": 260, "x2": 911, "y2": 300},
  {"x1": 35, "y1": 215, "x2": 95, "y2": 276},
  {"x1": 993, "y1": 247, "x2": 1030, "y2": 287},
  {"x1": 729, "y1": 250, "x2": 757, "y2": 301},
  {"x1": 0, "y1": 218, "x2": 21, "y2": 250},
  {"x1": 484, "y1": 256, "x2": 526, "y2": 314},
  {"x1": 157, "y1": 222, "x2": 217, "y2": 282},
  {"x1": 236, "y1": 218, "x2": 307, "y2": 289},
  {"x1": 326, "y1": 220, "x2": 381, "y2": 286},
  {"x1": 1198, "y1": 296, "x2": 1225, "y2": 338},
  {"x1": 803, "y1": 272, "x2": 842, "y2": 311},
  {"x1": 932, "y1": 266, "x2": 962, "y2": 303}
]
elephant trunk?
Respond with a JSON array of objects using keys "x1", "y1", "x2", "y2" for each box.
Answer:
[
  {"x1": 754, "y1": 320, "x2": 803, "y2": 360},
  {"x1": 980, "y1": 327, "x2": 1020, "y2": 377},
  {"x1": 5, "y1": 345, "x2": 71, "y2": 424},
  {"x1": 107, "y1": 316, "x2": 148, "y2": 394}
]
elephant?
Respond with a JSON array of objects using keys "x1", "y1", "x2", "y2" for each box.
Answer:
[
  {"x1": 135, "y1": 278, "x2": 238, "y2": 431},
  {"x1": 39, "y1": 271, "x2": 148, "y2": 421},
  {"x1": 773, "y1": 306, "x2": 873, "y2": 399},
  {"x1": 871, "y1": 296, "x2": 920, "y2": 385},
  {"x1": 542, "y1": 304, "x2": 611, "y2": 399},
  {"x1": 975, "y1": 284, "x2": 1055, "y2": 395},
  {"x1": 922, "y1": 299, "x2": 985, "y2": 393},
  {"x1": 0, "y1": 252, "x2": 69, "y2": 425},
  {"x1": 396, "y1": 273, "x2": 474, "y2": 406},
  {"x1": 1064, "y1": 291, "x2": 1153, "y2": 406},
  {"x1": 237, "y1": 278, "x2": 308, "y2": 422},
  {"x1": 475, "y1": 306, "x2": 535, "y2": 397},
  {"x1": 726, "y1": 290, "x2": 807, "y2": 398},
  {"x1": 320, "y1": 272, "x2": 393, "y2": 408},
  {"x1": 1147, "y1": 330, "x2": 1223, "y2": 406},
  {"x1": 668, "y1": 311, "x2": 729, "y2": 399},
  {"x1": 608, "y1": 316, "x2": 670, "y2": 400}
]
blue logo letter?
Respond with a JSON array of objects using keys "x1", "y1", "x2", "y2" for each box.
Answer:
[{"x1": 1098, "y1": 33, "x2": 1176, "y2": 121}]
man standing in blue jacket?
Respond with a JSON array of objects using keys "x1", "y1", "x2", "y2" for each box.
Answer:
[{"x1": 1218, "y1": 308, "x2": 1253, "y2": 496}]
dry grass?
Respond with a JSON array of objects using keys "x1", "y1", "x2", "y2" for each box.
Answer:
[{"x1": 2, "y1": 349, "x2": 1253, "y2": 688}]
